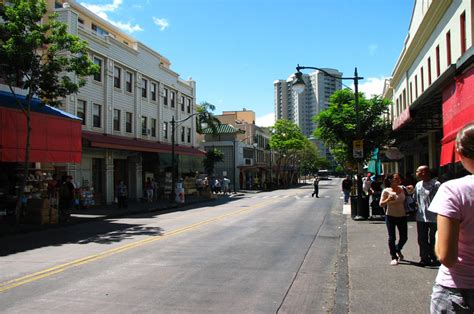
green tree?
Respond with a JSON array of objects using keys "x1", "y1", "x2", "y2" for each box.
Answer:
[
  {"x1": 313, "y1": 89, "x2": 391, "y2": 171},
  {"x1": 0, "y1": 0, "x2": 99, "y2": 221},
  {"x1": 203, "y1": 148, "x2": 224, "y2": 176},
  {"x1": 196, "y1": 101, "x2": 221, "y2": 134},
  {"x1": 269, "y1": 119, "x2": 306, "y2": 187}
]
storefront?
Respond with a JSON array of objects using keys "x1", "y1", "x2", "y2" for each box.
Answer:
[
  {"x1": 80, "y1": 131, "x2": 205, "y2": 204},
  {"x1": 0, "y1": 91, "x2": 82, "y2": 224}
]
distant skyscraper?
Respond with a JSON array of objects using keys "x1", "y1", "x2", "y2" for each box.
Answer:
[
  {"x1": 274, "y1": 68, "x2": 342, "y2": 137},
  {"x1": 274, "y1": 68, "x2": 342, "y2": 163}
]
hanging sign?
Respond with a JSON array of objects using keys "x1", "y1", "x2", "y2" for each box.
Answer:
[{"x1": 353, "y1": 139, "x2": 364, "y2": 158}]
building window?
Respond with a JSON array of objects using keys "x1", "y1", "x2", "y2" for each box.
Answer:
[
  {"x1": 126, "y1": 71, "x2": 133, "y2": 93},
  {"x1": 170, "y1": 91, "x2": 175, "y2": 108},
  {"x1": 141, "y1": 116, "x2": 147, "y2": 135},
  {"x1": 92, "y1": 23, "x2": 108, "y2": 37},
  {"x1": 181, "y1": 96, "x2": 185, "y2": 111},
  {"x1": 163, "y1": 122, "x2": 168, "y2": 139},
  {"x1": 415, "y1": 75, "x2": 418, "y2": 98},
  {"x1": 460, "y1": 11, "x2": 466, "y2": 54},
  {"x1": 446, "y1": 30, "x2": 452, "y2": 66},
  {"x1": 427, "y1": 57, "x2": 432, "y2": 86},
  {"x1": 151, "y1": 118, "x2": 156, "y2": 137},
  {"x1": 186, "y1": 98, "x2": 191, "y2": 114},
  {"x1": 151, "y1": 83, "x2": 157, "y2": 101},
  {"x1": 420, "y1": 66, "x2": 424, "y2": 92},
  {"x1": 402, "y1": 89, "x2": 407, "y2": 110},
  {"x1": 77, "y1": 100, "x2": 86, "y2": 125},
  {"x1": 163, "y1": 88, "x2": 168, "y2": 106},
  {"x1": 93, "y1": 103, "x2": 101, "y2": 128},
  {"x1": 187, "y1": 127, "x2": 191, "y2": 143},
  {"x1": 113, "y1": 66, "x2": 121, "y2": 89},
  {"x1": 181, "y1": 126, "x2": 185, "y2": 142},
  {"x1": 436, "y1": 45, "x2": 441, "y2": 77},
  {"x1": 141, "y1": 78, "x2": 147, "y2": 98},
  {"x1": 113, "y1": 109, "x2": 120, "y2": 131},
  {"x1": 126, "y1": 112, "x2": 132, "y2": 133},
  {"x1": 93, "y1": 57, "x2": 102, "y2": 82},
  {"x1": 409, "y1": 82, "x2": 413, "y2": 104}
]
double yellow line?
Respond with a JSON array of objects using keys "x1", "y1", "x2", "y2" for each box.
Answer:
[{"x1": 0, "y1": 197, "x2": 279, "y2": 293}]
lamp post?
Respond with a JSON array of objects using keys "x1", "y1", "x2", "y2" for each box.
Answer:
[
  {"x1": 170, "y1": 113, "x2": 204, "y2": 202},
  {"x1": 293, "y1": 64, "x2": 366, "y2": 220}
]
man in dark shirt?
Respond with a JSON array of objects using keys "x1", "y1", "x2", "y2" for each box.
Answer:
[{"x1": 342, "y1": 175, "x2": 353, "y2": 204}]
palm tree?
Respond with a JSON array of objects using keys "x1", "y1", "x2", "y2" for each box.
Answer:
[{"x1": 196, "y1": 102, "x2": 221, "y2": 134}]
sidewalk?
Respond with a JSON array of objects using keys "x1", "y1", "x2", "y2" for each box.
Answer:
[{"x1": 345, "y1": 207, "x2": 439, "y2": 313}]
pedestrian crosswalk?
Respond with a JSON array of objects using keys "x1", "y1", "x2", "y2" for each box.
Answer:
[{"x1": 249, "y1": 194, "x2": 329, "y2": 200}]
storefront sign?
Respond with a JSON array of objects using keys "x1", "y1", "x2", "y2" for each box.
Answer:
[{"x1": 353, "y1": 139, "x2": 363, "y2": 158}]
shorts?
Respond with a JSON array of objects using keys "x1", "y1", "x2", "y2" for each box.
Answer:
[{"x1": 431, "y1": 283, "x2": 474, "y2": 313}]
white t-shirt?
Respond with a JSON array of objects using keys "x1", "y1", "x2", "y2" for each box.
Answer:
[{"x1": 428, "y1": 175, "x2": 474, "y2": 289}]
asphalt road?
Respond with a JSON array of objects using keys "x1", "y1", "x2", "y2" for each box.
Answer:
[{"x1": 0, "y1": 179, "x2": 346, "y2": 313}]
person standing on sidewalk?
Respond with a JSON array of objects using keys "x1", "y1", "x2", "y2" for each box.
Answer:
[
  {"x1": 429, "y1": 123, "x2": 474, "y2": 313},
  {"x1": 312, "y1": 176, "x2": 320, "y2": 198},
  {"x1": 414, "y1": 165, "x2": 441, "y2": 266},
  {"x1": 115, "y1": 180, "x2": 128, "y2": 209},
  {"x1": 342, "y1": 175, "x2": 352, "y2": 204},
  {"x1": 379, "y1": 173, "x2": 408, "y2": 266}
]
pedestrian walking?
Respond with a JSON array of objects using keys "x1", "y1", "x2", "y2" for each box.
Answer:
[
  {"x1": 145, "y1": 177, "x2": 153, "y2": 203},
  {"x1": 414, "y1": 165, "x2": 441, "y2": 266},
  {"x1": 379, "y1": 173, "x2": 408, "y2": 266},
  {"x1": 342, "y1": 175, "x2": 352, "y2": 204},
  {"x1": 115, "y1": 180, "x2": 128, "y2": 209},
  {"x1": 429, "y1": 123, "x2": 474, "y2": 313},
  {"x1": 58, "y1": 175, "x2": 75, "y2": 222},
  {"x1": 362, "y1": 172, "x2": 372, "y2": 195},
  {"x1": 312, "y1": 176, "x2": 320, "y2": 198},
  {"x1": 222, "y1": 176, "x2": 230, "y2": 195}
]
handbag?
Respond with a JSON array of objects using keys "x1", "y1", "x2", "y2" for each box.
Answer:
[{"x1": 402, "y1": 186, "x2": 417, "y2": 214}]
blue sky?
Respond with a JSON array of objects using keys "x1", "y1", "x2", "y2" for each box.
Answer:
[{"x1": 80, "y1": 0, "x2": 414, "y2": 126}]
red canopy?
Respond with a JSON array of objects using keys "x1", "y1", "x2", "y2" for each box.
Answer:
[
  {"x1": 440, "y1": 67, "x2": 474, "y2": 166},
  {"x1": 0, "y1": 103, "x2": 82, "y2": 163},
  {"x1": 82, "y1": 131, "x2": 206, "y2": 157}
]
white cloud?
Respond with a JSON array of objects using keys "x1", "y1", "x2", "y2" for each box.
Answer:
[
  {"x1": 256, "y1": 112, "x2": 275, "y2": 127},
  {"x1": 81, "y1": 0, "x2": 143, "y2": 33},
  {"x1": 368, "y1": 44, "x2": 378, "y2": 56},
  {"x1": 153, "y1": 17, "x2": 170, "y2": 31},
  {"x1": 357, "y1": 77, "x2": 387, "y2": 98}
]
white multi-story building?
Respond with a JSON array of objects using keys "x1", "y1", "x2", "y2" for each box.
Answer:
[
  {"x1": 49, "y1": 0, "x2": 203, "y2": 204},
  {"x1": 383, "y1": 0, "x2": 473, "y2": 177},
  {"x1": 274, "y1": 69, "x2": 342, "y2": 160}
]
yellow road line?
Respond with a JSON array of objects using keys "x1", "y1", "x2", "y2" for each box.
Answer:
[{"x1": 0, "y1": 197, "x2": 279, "y2": 293}]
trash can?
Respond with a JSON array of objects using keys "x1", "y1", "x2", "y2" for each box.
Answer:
[{"x1": 351, "y1": 195, "x2": 369, "y2": 220}]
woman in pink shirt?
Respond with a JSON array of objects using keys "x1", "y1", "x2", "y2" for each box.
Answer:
[{"x1": 429, "y1": 123, "x2": 474, "y2": 313}]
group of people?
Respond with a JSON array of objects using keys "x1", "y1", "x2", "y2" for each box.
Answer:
[
  {"x1": 377, "y1": 123, "x2": 474, "y2": 313},
  {"x1": 203, "y1": 176, "x2": 231, "y2": 195}
]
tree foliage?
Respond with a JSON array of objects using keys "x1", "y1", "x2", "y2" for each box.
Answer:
[
  {"x1": 0, "y1": 0, "x2": 98, "y2": 221},
  {"x1": 203, "y1": 148, "x2": 224, "y2": 176},
  {"x1": 196, "y1": 101, "x2": 221, "y2": 134},
  {"x1": 313, "y1": 89, "x2": 391, "y2": 169}
]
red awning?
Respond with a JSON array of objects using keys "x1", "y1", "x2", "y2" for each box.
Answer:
[
  {"x1": 0, "y1": 107, "x2": 82, "y2": 163},
  {"x1": 82, "y1": 131, "x2": 206, "y2": 157},
  {"x1": 440, "y1": 67, "x2": 474, "y2": 166}
]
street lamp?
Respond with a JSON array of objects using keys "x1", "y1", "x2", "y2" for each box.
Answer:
[
  {"x1": 170, "y1": 113, "x2": 206, "y2": 202},
  {"x1": 293, "y1": 64, "x2": 366, "y2": 220}
]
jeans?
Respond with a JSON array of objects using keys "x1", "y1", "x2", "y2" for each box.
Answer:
[
  {"x1": 312, "y1": 186, "x2": 319, "y2": 197},
  {"x1": 385, "y1": 215, "x2": 408, "y2": 259},
  {"x1": 431, "y1": 283, "x2": 474, "y2": 313},
  {"x1": 343, "y1": 189, "x2": 350, "y2": 203},
  {"x1": 417, "y1": 221, "x2": 437, "y2": 262}
]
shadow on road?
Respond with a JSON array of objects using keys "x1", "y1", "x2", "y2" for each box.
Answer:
[{"x1": 0, "y1": 195, "x2": 241, "y2": 257}]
